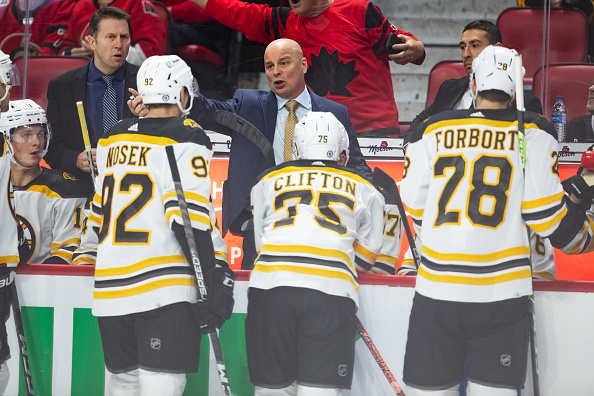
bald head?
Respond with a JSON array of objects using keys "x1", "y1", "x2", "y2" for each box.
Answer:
[{"x1": 264, "y1": 39, "x2": 308, "y2": 100}]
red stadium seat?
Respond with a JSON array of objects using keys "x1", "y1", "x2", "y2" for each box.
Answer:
[
  {"x1": 533, "y1": 63, "x2": 594, "y2": 120},
  {"x1": 497, "y1": 7, "x2": 587, "y2": 86},
  {"x1": 425, "y1": 61, "x2": 466, "y2": 107},
  {"x1": 12, "y1": 56, "x2": 89, "y2": 110}
]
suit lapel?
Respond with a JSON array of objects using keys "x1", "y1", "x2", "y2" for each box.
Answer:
[
  {"x1": 447, "y1": 76, "x2": 469, "y2": 110},
  {"x1": 124, "y1": 62, "x2": 138, "y2": 118},
  {"x1": 73, "y1": 65, "x2": 89, "y2": 105},
  {"x1": 261, "y1": 91, "x2": 278, "y2": 142}
]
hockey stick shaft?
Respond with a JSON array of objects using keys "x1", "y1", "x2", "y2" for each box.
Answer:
[
  {"x1": 76, "y1": 101, "x2": 97, "y2": 182},
  {"x1": 372, "y1": 167, "x2": 421, "y2": 269},
  {"x1": 357, "y1": 318, "x2": 405, "y2": 396},
  {"x1": 165, "y1": 145, "x2": 231, "y2": 396},
  {"x1": 214, "y1": 110, "x2": 275, "y2": 168},
  {"x1": 514, "y1": 53, "x2": 539, "y2": 396},
  {"x1": 11, "y1": 280, "x2": 34, "y2": 395}
]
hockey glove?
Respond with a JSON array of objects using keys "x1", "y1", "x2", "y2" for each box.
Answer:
[
  {"x1": 0, "y1": 267, "x2": 14, "y2": 315},
  {"x1": 563, "y1": 147, "x2": 594, "y2": 207},
  {"x1": 194, "y1": 266, "x2": 236, "y2": 334}
]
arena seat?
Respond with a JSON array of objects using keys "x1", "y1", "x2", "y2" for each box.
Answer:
[
  {"x1": 12, "y1": 56, "x2": 89, "y2": 110},
  {"x1": 533, "y1": 63, "x2": 594, "y2": 120},
  {"x1": 425, "y1": 60, "x2": 466, "y2": 107},
  {"x1": 497, "y1": 7, "x2": 588, "y2": 86}
]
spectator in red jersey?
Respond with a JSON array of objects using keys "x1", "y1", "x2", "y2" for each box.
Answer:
[
  {"x1": 0, "y1": 0, "x2": 75, "y2": 60},
  {"x1": 59, "y1": 0, "x2": 167, "y2": 65},
  {"x1": 187, "y1": 0, "x2": 425, "y2": 136}
]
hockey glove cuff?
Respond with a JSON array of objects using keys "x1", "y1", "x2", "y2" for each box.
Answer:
[
  {"x1": 208, "y1": 266, "x2": 235, "y2": 321},
  {"x1": 194, "y1": 301, "x2": 224, "y2": 334},
  {"x1": 562, "y1": 175, "x2": 594, "y2": 207}
]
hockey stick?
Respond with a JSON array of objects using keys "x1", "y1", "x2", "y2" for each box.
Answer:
[
  {"x1": 514, "y1": 53, "x2": 540, "y2": 396},
  {"x1": 76, "y1": 101, "x2": 97, "y2": 182},
  {"x1": 165, "y1": 145, "x2": 232, "y2": 396},
  {"x1": 11, "y1": 280, "x2": 34, "y2": 395},
  {"x1": 213, "y1": 110, "x2": 275, "y2": 168},
  {"x1": 372, "y1": 167, "x2": 421, "y2": 269},
  {"x1": 356, "y1": 318, "x2": 405, "y2": 396}
]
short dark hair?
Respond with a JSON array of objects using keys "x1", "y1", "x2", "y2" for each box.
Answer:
[
  {"x1": 89, "y1": 7, "x2": 131, "y2": 38},
  {"x1": 463, "y1": 20, "x2": 502, "y2": 45},
  {"x1": 478, "y1": 89, "x2": 511, "y2": 103}
]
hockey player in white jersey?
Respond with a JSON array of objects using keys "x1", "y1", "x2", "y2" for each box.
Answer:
[
  {"x1": 0, "y1": 99, "x2": 93, "y2": 263},
  {"x1": 400, "y1": 46, "x2": 593, "y2": 395},
  {"x1": 248, "y1": 112, "x2": 385, "y2": 396},
  {"x1": 89, "y1": 55, "x2": 234, "y2": 396},
  {"x1": 0, "y1": 49, "x2": 21, "y2": 394}
]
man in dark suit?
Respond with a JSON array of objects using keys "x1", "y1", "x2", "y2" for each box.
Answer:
[
  {"x1": 45, "y1": 7, "x2": 138, "y2": 182},
  {"x1": 131, "y1": 38, "x2": 371, "y2": 268},
  {"x1": 567, "y1": 82, "x2": 594, "y2": 142},
  {"x1": 407, "y1": 20, "x2": 542, "y2": 143}
]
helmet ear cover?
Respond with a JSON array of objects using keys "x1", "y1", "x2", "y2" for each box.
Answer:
[
  {"x1": 137, "y1": 55, "x2": 198, "y2": 116},
  {"x1": 291, "y1": 112, "x2": 349, "y2": 165}
]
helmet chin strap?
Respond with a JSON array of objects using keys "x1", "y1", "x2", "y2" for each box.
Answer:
[
  {"x1": 10, "y1": 155, "x2": 37, "y2": 170},
  {"x1": 0, "y1": 85, "x2": 10, "y2": 102}
]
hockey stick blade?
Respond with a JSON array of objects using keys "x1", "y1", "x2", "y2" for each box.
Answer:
[
  {"x1": 357, "y1": 318, "x2": 405, "y2": 396},
  {"x1": 165, "y1": 146, "x2": 232, "y2": 396},
  {"x1": 214, "y1": 110, "x2": 275, "y2": 168},
  {"x1": 11, "y1": 281, "x2": 34, "y2": 396},
  {"x1": 372, "y1": 167, "x2": 421, "y2": 269}
]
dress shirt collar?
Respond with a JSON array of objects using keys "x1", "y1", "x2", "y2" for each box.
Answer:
[
  {"x1": 88, "y1": 57, "x2": 126, "y2": 83},
  {"x1": 275, "y1": 88, "x2": 311, "y2": 112}
]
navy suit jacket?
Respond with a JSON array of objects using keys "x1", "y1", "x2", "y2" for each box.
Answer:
[
  {"x1": 45, "y1": 62, "x2": 139, "y2": 182},
  {"x1": 190, "y1": 88, "x2": 372, "y2": 236}
]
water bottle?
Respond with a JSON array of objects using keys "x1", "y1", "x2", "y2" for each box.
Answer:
[{"x1": 551, "y1": 95, "x2": 566, "y2": 143}]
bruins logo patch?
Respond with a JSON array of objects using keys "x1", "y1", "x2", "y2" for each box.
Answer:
[
  {"x1": 63, "y1": 172, "x2": 79, "y2": 181},
  {"x1": 16, "y1": 215, "x2": 35, "y2": 263},
  {"x1": 183, "y1": 119, "x2": 202, "y2": 129}
]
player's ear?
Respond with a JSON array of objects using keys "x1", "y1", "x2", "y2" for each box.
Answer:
[
  {"x1": 471, "y1": 79, "x2": 477, "y2": 96},
  {"x1": 338, "y1": 152, "x2": 347, "y2": 166}
]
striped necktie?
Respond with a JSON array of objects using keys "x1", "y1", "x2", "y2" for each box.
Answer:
[
  {"x1": 102, "y1": 74, "x2": 118, "y2": 133},
  {"x1": 284, "y1": 100, "x2": 299, "y2": 162}
]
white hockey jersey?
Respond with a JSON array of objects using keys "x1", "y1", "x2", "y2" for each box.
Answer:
[
  {"x1": 250, "y1": 161, "x2": 385, "y2": 306},
  {"x1": 401, "y1": 108, "x2": 580, "y2": 303},
  {"x1": 0, "y1": 155, "x2": 19, "y2": 266},
  {"x1": 13, "y1": 168, "x2": 92, "y2": 263},
  {"x1": 91, "y1": 117, "x2": 219, "y2": 317}
]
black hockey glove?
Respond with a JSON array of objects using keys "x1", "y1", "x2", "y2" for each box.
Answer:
[
  {"x1": 194, "y1": 266, "x2": 236, "y2": 334},
  {"x1": 563, "y1": 146, "x2": 594, "y2": 208},
  {"x1": 0, "y1": 267, "x2": 14, "y2": 315}
]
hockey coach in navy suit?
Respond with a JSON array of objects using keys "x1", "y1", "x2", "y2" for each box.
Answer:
[{"x1": 130, "y1": 38, "x2": 372, "y2": 269}]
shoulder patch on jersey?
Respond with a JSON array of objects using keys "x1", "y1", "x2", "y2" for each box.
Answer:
[
  {"x1": 183, "y1": 118, "x2": 202, "y2": 129},
  {"x1": 142, "y1": 0, "x2": 158, "y2": 17},
  {"x1": 22, "y1": 168, "x2": 93, "y2": 199},
  {"x1": 62, "y1": 172, "x2": 79, "y2": 181}
]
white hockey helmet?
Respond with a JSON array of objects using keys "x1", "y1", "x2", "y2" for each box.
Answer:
[
  {"x1": 292, "y1": 112, "x2": 349, "y2": 164},
  {"x1": 471, "y1": 45, "x2": 524, "y2": 99},
  {"x1": 0, "y1": 50, "x2": 20, "y2": 102},
  {"x1": 0, "y1": 99, "x2": 52, "y2": 159},
  {"x1": 137, "y1": 55, "x2": 198, "y2": 116}
]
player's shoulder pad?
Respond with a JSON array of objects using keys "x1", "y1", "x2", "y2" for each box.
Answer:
[
  {"x1": 408, "y1": 109, "x2": 477, "y2": 144},
  {"x1": 524, "y1": 111, "x2": 557, "y2": 140},
  {"x1": 29, "y1": 168, "x2": 94, "y2": 199}
]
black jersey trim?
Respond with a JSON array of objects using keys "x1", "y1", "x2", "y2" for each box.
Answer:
[{"x1": 94, "y1": 265, "x2": 194, "y2": 288}]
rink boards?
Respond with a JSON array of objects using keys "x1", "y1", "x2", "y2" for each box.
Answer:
[{"x1": 3, "y1": 266, "x2": 594, "y2": 396}]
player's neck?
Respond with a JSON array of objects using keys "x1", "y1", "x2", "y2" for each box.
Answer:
[
  {"x1": 475, "y1": 98, "x2": 510, "y2": 110},
  {"x1": 144, "y1": 107, "x2": 183, "y2": 119},
  {"x1": 10, "y1": 164, "x2": 42, "y2": 188}
]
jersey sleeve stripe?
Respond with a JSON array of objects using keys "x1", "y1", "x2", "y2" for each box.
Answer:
[
  {"x1": 407, "y1": 207, "x2": 424, "y2": 218},
  {"x1": 522, "y1": 191, "x2": 565, "y2": 210},
  {"x1": 95, "y1": 255, "x2": 187, "y2": 277},
  {"x1": 0, "y1": 255, "x2": 20, "y2": 264},
  {"x1": 526, "y1": 206, "x2": 567, "y2": 234},
  {"x1": 94, "y1": 277, "x2": 196, "y2": 300},
  {"x1": 165, "y1": 209, "x2": 210, "y2": 227},
  {"x1": 51, "y1": 238, "x2": 81, "y2": 250},
  {"x1": 354, "y1": 242, "x2": 379, "y2": 262},
  {"x1": 163, "y1": 191, "x2": 210, "y2": 206},
  {"x1": 376, "y1": 253, "x2": 398, "y2": 265},
  {"x1": 423, "y1": 245, "x2": 530, "y2": 263},
  {"x1": 522, "y1": 201, "x2": 565, "y2": 221}
]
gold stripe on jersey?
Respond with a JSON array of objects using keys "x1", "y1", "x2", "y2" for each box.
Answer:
[
  {"x1": 95, "y1": 254, "x2": 187, "y2": 277},
  {"x1": 0, "y1": 255, "x2": 19, "y2": 264},
  {"x1": 423, "y1": 245, "x2": 530, "y2": 263},
  {"x1": 354, "y1": 242, "x2": 379, "y2": 263},
  {"x1": 522, "y1": 191, "x2": 565, "y2": 210},
  {"x1": 527, "y1": 206, "x2": 567, "y2": 234},
  {"x1": 88, "y1": 212, "x2": 100, "y2": 225},
  {"x1": 24, "y1": 185, "x2": 63, "y2": 199},
  {"x1": 253, "y1": 263, "x2": 359, "y2": 292},
  {"x1": 51, "y1": 238, "x2": 81, "y2": 250},
  {"x1": 215, "y1": 251, "x2": 229, "y2": 262},
  {"x1": 51, "y1": 250, "x2": 72, "y2": 261},
  {"x1": 260, "y1": 243, "x2": 354, "y2": 271},
  {"x1": 418, "y1": 265, "x2": 532, "y2": 286},
  {"x1": 94, "y1": 277, "x2": 196, "y2": 299},
  {"x1": 376, "y1": 253, "x2": 397, "y2": 266},
  {"x1": 260, "y1": 165, "x2": 373, "y2": 187},
  {"x1": 407, "y1": 207, "x2": 424, "y2": 218},
  {"x1": 99, "y1": 133, "x2": 178, "y2": 148},
  {"x1": 165, "y1": 209, "x2": 210, "y2": 226},
  {"x1": 423, "y1": 118, "x2": 540, "y2": 136},
  {"x1": 163, "y1": 191, "x2": 210, "y2": 206}
]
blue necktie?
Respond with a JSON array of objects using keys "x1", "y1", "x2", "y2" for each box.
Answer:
[{"x1": 102, "y1": 74, "x2": 118, "y2": 133}]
